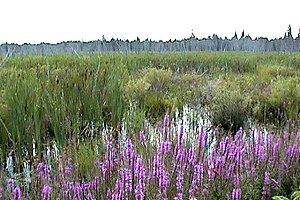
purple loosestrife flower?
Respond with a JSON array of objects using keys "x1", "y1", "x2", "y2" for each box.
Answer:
[
  {"x1": 13, "y1": 186, "x2": 22, "y2": 200},
  {"x1": 232, "y1": 188, "x2": 241, "y2": 200},
  {"x1": 135, "y1": 156, "x2": 146, "y2": 200},
  {"x1": 283, "y1": 131, "x2": 289, "y2": 145},
  {"x1": 139, "y1": 130, "x2": 145, "y2": 143},
  {"x1": 198, "y1": 131, "x2": 208, "y2": 149},
  {"x1": 174, "y1": 192, "x2": 183, "y2": 200},
  {"x1": 163, "y1": 114, "x2": 170, "y2": 136},
  {"x1": 7, "y1": 178, "x2": 15, "y2": 193},
  {"x1": 107, "y1": 189, "x2": 112, "y2": 199},
  {"x1": 41, "y1": 184, "x2": 51, "y2": 200},
  {"x1": 87, "y1": 192, "x2": 96, "y2": 200},
  {"x1": 90, "y1": 176, "x2": 99, "y2": 190},
  {"x1": 189, "y1": 163, "x2": 204, "y2": 196},
  {"x1": 157, "y1": 158, "x2": 169, "y2": 197},
  {"x1": 0, "y1": 186, "x2": 2, "y2": 198},
  {"x1": 120, "y1": 168, "x2": 132, "y2": 194},
  {"x1": 36, "y1": 162, "x2": 50, "y2": 181},
  {"x1": 202, "y1": 188, "x2": 209, "y2": 196},
  {"x1": 159, "y1": 140, "x2": 172, "y2": 155},
  {"x1": 174, "y1": 143, "x2": 185, "y2": 162},
  {"x1": 219, "y1": 136, "x2": 229, "y2": 155},
  {"x1": 271, "y1": 178, "x2": 279, "y2": 187},
  {"x1": 216, "y1": 155, "x2": 226, "y2": 177},
  {"x1": 95, "y1": 160, "x2": 107, "y2": 177},
  {"x1": 176, "y1": 170, "x2": 184, "y2": 194},
  {"x1": 235, "y1": 146, "x2": 244, "y2": 169},
  {"x1": 255, "y1": 143, "x2": 265, "y2": 161},
  {"x1": 226, "y1": 163, "x2": 235, "y2": 179},
  {"x1": 152, "y1": 155, "x2": 158, "y2": 177},
  {"x1": 233, "y1": 173, "x2": 240, "y2": 187},
  {"x1": 286, "y1": 144, "x2": 298, "y2": 161},
  {"x1": 125, "y1": 139, "x2": 136, "y2": 162},
  {"x1": 84, "y1": 182, "x2": 91, "y2": 191},
  {"x1": 178, "y1": 125, "x2": 184, "y2": 145},
  {"x1": 208, "y1": 157, "x2": 217, "y2": 180},
  {"x1": 135, "y1": 181, "x2": 145, "y2": 200},
  {"x1": 271, "y1": 137, "x2": 281, "y2": 159},
  {"x1": 73, "y1": 182, "x2": 84, "y2": 199},
  {"x1": 255, "y1": 131, "x2": 265, "y2": 161},
  {"x1": 187, "y1": 147, "x2": 196, "y2": 165},
  {"x1": 112, "y1": 179, "x2": 122, "y2": 200},
  {"x1": 262, "y1": 171, "x2": 271, "y2": 199},
  {"x1": 163, "y1": 113, "x2": 170, "y2": 127},
  {"x1": 159, "y1": 168, "x2": 169, "y2": 195}
]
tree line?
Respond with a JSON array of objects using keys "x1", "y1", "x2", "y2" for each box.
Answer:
[{"x1": 1, "y1": 26, "x2": 300, "y2": 55}]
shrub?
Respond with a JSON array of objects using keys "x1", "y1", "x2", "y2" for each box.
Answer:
[
  {"x1": 253, "y1": 77, "x2": 300, "y2": 125},
  {"x1": 124, "y1": 68, "x2": 174, "y2": 120},
  {"x1": 210, "y1": 76, "x2": 251, "y2": 134}
]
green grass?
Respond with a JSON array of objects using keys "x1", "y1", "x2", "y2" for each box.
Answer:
[{"x1": 1, "y1": 52, "x2": 300, "y2": 167}]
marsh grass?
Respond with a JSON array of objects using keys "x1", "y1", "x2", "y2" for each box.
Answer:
[{"x1": 2, "y1": 52, "x2": 300, "y2": 171}]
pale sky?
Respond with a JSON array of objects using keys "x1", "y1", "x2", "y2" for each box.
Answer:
[{"x1": 1, "y1": 0, "x2": 300, "y2": 44}]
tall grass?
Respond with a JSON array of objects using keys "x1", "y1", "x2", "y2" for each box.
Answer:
[
  {"x1": 1, "y1": 52, "x2": 300, "y2": 168},
  {"x1": 0, "y1": 55, "x2": 128, "y2": 167}
]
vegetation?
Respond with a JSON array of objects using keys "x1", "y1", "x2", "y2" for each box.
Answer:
[
  {"x1": 2, "y1": 25, "x2": 300, "y2": 54},
  {"x1": 1, "y1": 52, "x2": 300, "y2": 199}
]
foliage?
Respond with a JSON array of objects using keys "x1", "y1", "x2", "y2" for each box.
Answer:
[
  {"x1": 273, "y1": 186, "x2": 300, "y2": 200},
  {"x1": 1, "y1": 52, "x2": 300, "y2": 168},
  {"x1": 209, "y1": 76, "x2": 251, "y2": 133}
]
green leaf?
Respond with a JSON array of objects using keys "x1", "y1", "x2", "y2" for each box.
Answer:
[
  {"x1": 291, "y1": 191, "x2": 300, "y2": 200},
  {"x1": 272, "y1": 196, "x2": 290, "y2": 200}
]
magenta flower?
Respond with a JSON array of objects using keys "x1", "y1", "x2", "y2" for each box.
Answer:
[
  {"x1": 174, "y1": 192, "x2": 183, "y2": 200},
  {"x1": 7, "y1": 178, "x2": 15, "y2": 193},
  {"x1": 163, "y1": 114, "x2": 170, "y2": 136},
  {"x1": 41, "y1": 184, "x2": 51, "y2": 200},
  {"x1": 176, "y1": 170, "x2": 184, "y2": 192},
  {"x1": 139, "y1": 130, "x2": 145, "y2": 143},
  {"x1": 87, "y1": 192, "x2": 96, "y2": 200},
  {"x1": 262, "y1": 171, "x2": 271, "y2": 199},
  {"x1": 159, "y1": 140, "x2": 172, "y2": 154},
  {"x1": 135, "y1": 156, "x2": 146, "y2": 200},
  {"x1": 163, "y1": 113, "x2": 170, "y2": 127},
  {"x1": 13, "y1": 186, "x2": 22, "y2": 200},
  {"x1": 0, "y1": 186, "x2": 3, "y2": 198},
  {"x1": 232, "y1": 188, "x2": 241, "y2": 200},
  {"x1": 36, "y1": 162, "x2": 50, "y2": 181},
  {"x1": 189, "y1": 163, "x2": 204, "y2": 196},
  {"x1": 178, "y1": 125, "x2": 184, "y2": 145}
]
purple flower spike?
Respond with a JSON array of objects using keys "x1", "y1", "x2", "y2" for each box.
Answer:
[
  {"x1": 163, "y1": 113, "x2": 170, "y2": 127},
  {"x1": 7, "y1": 178, "x2": 15, "y2": 193},
  {"x1": 42, "y1": 184, "x2": 52, "y2": 200},
  {"x1": 178, "y1": 125, "x2": 184, "y2": 144},
  {"x1": 232, "y1": 188, "x2": 241, "y2": 200},
  {"x1": 13, "y1": 186, "x2": 22, "y2": 200},
  {"x1": 139, "y1": 131, "x2": 145, "y2": 143},
  {"x1": 0, "y1": 186, "x2": 3, "y2": 198},
  {"x1": 87, "y1": 192, "x2": 96, "y2": 200},
  {"x1": 174, "y1": 192, "x2": 183, "y2": 200}
]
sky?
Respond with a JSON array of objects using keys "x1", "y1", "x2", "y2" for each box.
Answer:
[{"x1": 1, "y1": 0, "x2": 300, "y2": 44}]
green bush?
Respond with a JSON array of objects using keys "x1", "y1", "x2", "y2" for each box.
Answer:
[
  {"x1": 272, "y1": 185, "x2": 300, "y2": 200},
  {"x1": 210, "y1": 76, "x2": 251, "y2": 133},
  {"x1": 253, "y1": 77, "x2": 300, "y2": 125},
  {"x1": 74, "y1": 142, "x2": 97, "y2": 179},
  {"x1": 124, "y1": 68, "x2": 209, "y2": 120},
  {"x1": 124, "y1": 68, "x2": 174, "y2": 120}
]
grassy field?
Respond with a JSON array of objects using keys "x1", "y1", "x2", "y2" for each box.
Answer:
[{"x1": 1, "y1": 52, "x2": 300, "y2": 199}]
